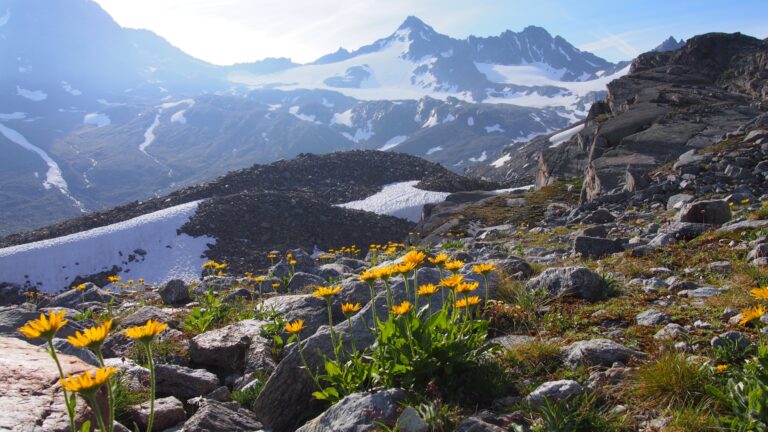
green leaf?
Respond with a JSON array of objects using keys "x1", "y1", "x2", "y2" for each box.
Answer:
[{"x1": 79, "y1": 420, "x2": 91, "y2": 432}]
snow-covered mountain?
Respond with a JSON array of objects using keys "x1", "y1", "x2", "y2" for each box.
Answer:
[{"x1": 0, "y1": 0, "x2": 631, "y2": 235}]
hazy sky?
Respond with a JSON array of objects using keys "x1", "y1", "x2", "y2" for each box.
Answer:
[{"x1": 94, "y1": 0, "x2": 768, "y2": 66}]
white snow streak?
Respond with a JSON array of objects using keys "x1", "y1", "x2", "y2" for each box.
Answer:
[
  {"x1": 338, "y1": 181, "x2": 450, "y2": 222},
  {"x1": 548, "y1": 123, "x2": 585, "y2": 147},
  {"x1": 378, "y1": 135, "x2": 407, "y2": 151},
  {"x1": 491, "y1": 154, "x2": 511, "y2": 168},
  {"x1": 426, "y1": 146, "x2": 443, "y2": 155}
]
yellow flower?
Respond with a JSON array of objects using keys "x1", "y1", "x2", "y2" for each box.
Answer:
[
  {"x1": 272, "y1": 282, "x2": 281, "y2": 288},
  {"x1": 396, "y1": 261, "x2": 417, "y2": 274},
  {"x1": 742, "y1": 198, "x2": 750, "y2": 204},
  {"x1": 715, "y1": 364, "x2": 729, "y2": 373},
  {"x1": 289, "y1": 259, "x2": 298, "y2": 266},
  {"x1": 138, "y1": 278, "x2": 145, "y2": 285},
  {"x1": 392, "y1": 301, "x2": 412, "y2": 316},
  {"x1": 739, "y1": 305, "x2": 765, "y2": 326},
  {"x1": 73, "y1": 283, "x2": 87, "y2": 292},
  {"x1": 313, "y1": 285, "x2": 342, "y2": 299},
  {"x1": 428, "y1": 253, "x2": 449, "y2": 267},
  {"x1": 107, "y1": 275, "x2": 121, "y2": 283},
  {"x1": 417, "y1": 284, "x2": 439, "y2": 296},
  {"x1": 455, "y1": 281, "x2": 480, "y2": 294},
  {"x1": 455, "y1": 296, "x2": 481, "y2": 308},
  {"x1": 67, "y1": 320, "x2": 113, "y2": 350},
  {"x1": 285, "y1": 319, "x2": 305, "y2": 334},
  {"x1": 402, "y1": 250, "x2": 426, "y2": 267},
  {"x1": 444, "y1": 260, "x2": 465, "y2": 273},
  {"x1": 124, "y1": 320, "x2": 167, "y2": 344},
  {"x1": 202, "y1": 260, "x2": 217, "y2": 269},
  {"x1": 376, "y1": 266, "x2": 398, "y2": 281},
  {"x1": 18, "y1": 310, "x2": 68, "y2": 340},
  {"x1": 729, "y1": 201, "x2": 735, "y2": 207},
  {"x1": 472, "y1": 263, "x2": 496, "y2": 275},
  {"x1": 751, "y1": 287, "x2": 768, "y2": 300},
  {"x1": 440, "y1": 274, "x2": 465, "y2": 289},
  {"x1": 341, "y1": 303, "x2": 362, "y2": 314},
  {"x1": 286, "y1": 253, "x2": 293, "y2": 260},
  {"x1": 360, "y1": 268, "x2": 378, "y2": 282},
  {"x1": 60, "y1": 367, "x2": 117, "y2": 395}
]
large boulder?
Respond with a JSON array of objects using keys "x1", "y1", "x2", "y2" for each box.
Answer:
[
  {"x1": 158, "y1": 280, "x2": 190, "y2": 305},
  {"x1": 296, "y1": 388, "x2": 406, "y2": 432},
  {"x1": 0, "y1": 336, "x2": 98, "y2": 431},
  {"x1": 42, "y1": 285, "x2": 115, "y2": 309},
  {"x1": 573, "y1": 236, "x2": 624, "y2": 259},
  {"x1": 287, "y1": 272, "x2": 326, "y2": 293},
  {"x1": 182, "y1": 399, "x2": 262, "y2": 432},
  {"x1": 155, "y1": 364, "x2": 220, "y2": 401},
  {"x1": 525, "y1": 380, "x2": 584, "y2": 406},
  {"x1": 189, "y1": 319, "x2": 266, "y2": 373},
  {"x1": 561, "y1": 339, "x2": 645, "y2": 369},
  {"x1": 677, "y1": 200, "x2": 731, "y2": 225},
  {"x1": 129, "y1": 396, "x2": 186, "y2": 431},
  {"x1": 119, "y1": 306, "x2": 178, "y2": 329},
  {"x1": 525, "y1": 267, "x2": 606, "y2": 300}
]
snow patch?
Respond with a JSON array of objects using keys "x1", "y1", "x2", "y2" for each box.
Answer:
[
  {"x1": 338, "y1": 181, "x2": 450, "y2": 222},
  {"x1": 171, "y1": 110, "x2": 188, "y2": 124},
  {"x1": 485, "y1": 124, "x2": 504, "y2": 133},
  {"x1": 469, "y1": 151, "x2": 488, "y2": 162},
  {"x1": 379, "y1": 135, "x2": 407, "y2": 151},
  {"x1": 321, "y1": 98, "x2": 334, "y2": 108},
  {"x1": 467, "y1": 116, "x2": 474, "y2": 126},
  {"x1": 442, "y1": 113, "x2": 455, "y2": 123},
  {"x1": 426, "y1": 146, "x2": 443, "y2": 155},
  {"x1": 288, "y1": 105, "x2": 320, "y2": 124},
  {"x1": 83, "y1": 113, "x2": 111, "y2": 128},
  {"x1": 331, "y1": 109, "x2": 354, "y2": 127},
  {"x1": 549, "y1": 123, "x2": 585, "y2": 148},
  {"x1": 16, "y1": 86, "x2": 47, "y2": 102},
  {"x1": 491, "y1": 153, "x2": 511, "y2": 168},
  {"x1": 0, "y1": 201, "x2": 213, "y2": 293}
]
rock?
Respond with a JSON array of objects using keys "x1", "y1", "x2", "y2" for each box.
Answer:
[
  {"x1": 0, "y1": 283, "x2": 23, "y2": 306},
  {"x1": 397, "y1": 406, "x2": 429, "y2": 432},
  {"x1": 525, "y1": 380, "x2": 584, "y2": 406},
  {"x1": 680, "y1": 287, "x2": 728, "y2": 298},
  {"x1": 581, "y1": 209, "x2": 615, "y2": 224},
  {"x1": 0, "y1": 307, "x2": 46, "y2": 337},
  {"x1": 43, "y1": 286, "x2": 115, "y2": 309},
  {"x1": 104, "y1": 358, "x2": 149, "y2": 392},
  {"x1": 718, "y1": 219, "x2": 768, "y2": 233},
  {"x1": 0, "y1": 336, "x2": 98, "y2": 431},
  {"x1": 189, "y1": 319, "x2": 265, "y2": 372},
  {"x1": 52, "y1": 337, "x2": 100, "y2": 366},
  {"x1": 182, "y1": 399, "x2": 262, "y2": 432},
  {"x1": 490, "y1": 335, "x2": 535, "y2": 350},
  {"x1": 636, "y1": 309, "x2": 671, "y2": 327},
  {"x1": 667, "y1": 193, "x2": 694, "y2": 211},
  {"x1": 159, "y1": 280, "x2": 190, "y2": 305},
  {"x1": 455, "y1": 417, "x2": 507, "y2": 432},
  {"x1": 576, "y1": 225, "x2": 608, "y2": 238},
  {"x1": 288, "y1": 272, "x2": 326, "y2": 293},
  {"x1": 296, "y1": 388, "x2": 406, "y2": 432},
  {"x1": 654, "y1": 323, "x2": 688, "y2": 340},
  {"x1": 119, "y1": 306, "x2": 178, "y2": 329},
  {"x1": 525, "y1": 267, "x2": 606, "y2": 301},
  {"x1": 129, "y1": 396, "x2": 186, "y2": 432},
  {"x1": 155, "y1": 364, "x2": 220, "y2": 401},
  {"x1": 573, "y1": 236, "x2": 624, "y2": 259},
  {"x1": 677, "y1": 200, "x2": 731, "y2": 225},
  {"x1": 711, "y1": 331, "x2": 752, "y2": 351},
  {"x1": 317, "y1": 263, "x2": 353, "y2": 281},
  {"x1": 707, "y1": 261, "x2": 732, "y2": 272},
  {"x1": 561, "y1": 339, "x2": 645, "y2": 369},
  {"x1": 493, "y1": 258, "x2": 534, "y2": 279}
]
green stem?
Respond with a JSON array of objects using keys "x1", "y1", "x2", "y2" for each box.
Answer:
[
  {"x1": 367, "y1": 281, "x2": 378, "y2": 329},
  {"x1": 413, "y1": 271, "x2": 419, "y2": 308},
  {"x1": 483, "y1": 274, "x2": 490, "y2": 310},
  {"x1": 48, "y1": 339, "x2": 77, "y2": 432},
  {"x1": 95, "y1": 350, "x2": 114, "y2": 432},
  {"x1": 383, "y1": 280, "x2": 393, "y2": 312},
  {"x1": 345, "y1": 314, "x2": 357, "y2": 353},
  {"x1": 296, "y1": 334, "x2": 323, "y2": 391},
  {"x1": 88, "y1": 394, "x2": 108, "y2": 432},
  {"x1": 145, "y1": 344, "x2": 156, "y2": 432},
  {"x1": 326, "y1": 299, "x2": 338, "y2": 360}
]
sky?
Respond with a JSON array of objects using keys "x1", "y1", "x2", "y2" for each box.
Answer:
[{"x1": 93, "y1": 0, "x2": 768, "y2": 66}]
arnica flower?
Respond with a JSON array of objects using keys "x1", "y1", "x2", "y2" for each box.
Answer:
[
  {"x1": 444, "y1": 260, "x2": 465, "y2": 273},
  {"x1": 67, "y1": 320, "x2": 112, "y2": 350},
  {"x1": 272, "y1": 282, "x2": 281, "y2": 289},
  {"x1": 440, "y1": 274, "x2": 465, "y2": 289},
  {"x1": 396, "y1": 261, "x2": 417, "y2": 274},
  {"x1": 73, "y1": 283, "x2": 87, "y2": 291},
  {"x1": 125, "y1": 319, "x2": 168, "y2": 344},
  {"x1": 376, "y1": 266, "x2": 398, "y2": 281},
  {"x1": 455, "y1": 281, "x2": 480, "y2": 294},
  {"x1": 285, "y1": 319, "x2": 305, "y2": 334},
  {"x1": 455, "y1": 296, "x2": 481, "y2": 308},
  {"x1": 402, "y1": 250, "x2": 426, "y2": 267},
  {"x1": 739, "y1": 305, "x2": 766, "y2": 326},
  {"x1": 742, "y1": 198, "x2": 751, "y2": 204},
  {"x1": 289, "y1": 259, "x2": 298, "y2": 266},
  {"x1": 18, "y1": 310, "x2": 68, "y2": 340},
  {"x1": 751, "y1": 287, "x2": 768, "y2": 300},
  {"x1": 60, "y1": 367, "x2": 117, "y2": 395},
  {"x1": 472, "y1": 263, "x2": 496, "y2": 275},
  {"x1": 107, "y1": 275, "x2": 121, "y2": 283},
  {"x1": 392, "y1": 301, "x2": 412, "y2": 316},
  {"x1": 417, "y1": 284, "x2": 439, "y2": 297},
  {"x1": 341, "y1": 303, "x2": 362, "y2": 314},
  {"x1": 715, "y1": 364, "x2": 729, "y2": 373},
  {"x1": 360, "y1": 268, "x2": 378, "y2": 282},
  {"x1": 313, "y1": 285, "x2": 342, "y2": 299},
  {"x1": 428, "y1": 253, "x2": 449, "y2": 266}
]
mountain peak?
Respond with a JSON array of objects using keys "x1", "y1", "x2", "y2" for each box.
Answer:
[
  {"x1": 397, "y1": 15, "x2": 430, "y2": 31},
  {"x1": 653, "y1": 36, "x2": 685, "y2": 52}
]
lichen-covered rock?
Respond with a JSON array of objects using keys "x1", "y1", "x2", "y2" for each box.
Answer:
[
  {"x1": 155, "y1": 364, "x2": 220, "y2": 401},
  {"x1": 129, "y1": 396, "x2": 186, "y2": 431},
  {"x1": 525, "y1": 267, "x2": 605, "y2": 300},
  {"x1": 561, "y1": 339, "x2": 645, "y2": 369},
  {"x1": 296, "y1": 389, "x2": 406, "y2": 432},
  {"x1": 182, "y1": 399, "x2": 262, "y2": 432}
]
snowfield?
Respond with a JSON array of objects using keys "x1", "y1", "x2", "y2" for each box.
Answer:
[
  {"x1": 0, "y1": 201, "x2": 213, "y2": 293},
  {"x1": 338, "y1": 181, "x2": 450, "y2": 222},
  {"x1": 83, "y1": 113, "x2": 111, "y2": 127},
  {"x1": 549, "y1": 123, "x2": 585, "y2": 147},
  {"x1": 379, "y1": 135, "x2": 408, "y2": 151}
]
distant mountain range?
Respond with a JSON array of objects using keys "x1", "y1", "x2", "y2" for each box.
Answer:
[{"x1": 0, "y1": 0, "x2": 638, "y2": 234}]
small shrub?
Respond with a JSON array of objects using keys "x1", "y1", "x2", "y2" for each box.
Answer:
[
  {"x1": 111, "y1": 374, "x2": 148, "y2": 427},
  {"x1": 504, "y1": 340, "x2": 562, "y2": 378},
  {"x1": 710, "y1": 343, "x2": 768, "y2": 431},
  {"x1": 633, "y1": 352, "x2": 712, "y2": 407},
  {"x1": 532, "y1": 393, "x2": 629, "y2": 432},
  {"x1": 231, "y1": 377, "x2": 266, "y2": 410},
  {"x1": 748, "y1": 203, "x2": 768, "y2": 221},
  {"x1": 413, "y1": 400, "x2": 461, "y2": 432},
  {"x1": 665, "y1": 402, "x2": 722, "y2": 432},
  {"x1": 713, "y1": 337, "x2": 756, "y2": 365}
]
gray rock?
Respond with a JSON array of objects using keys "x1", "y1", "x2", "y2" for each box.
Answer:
[
  {"x1": 182, "y1": 399, "x2": 262, "y2": 432},
  {"x1": 0, "y1": 283, "x2": 23, "y2": 306},
  {"x1": 525, "y1": 380, "x2": 584, "y2": 406},
  {"x1": 576, "y1": 225, "x2": 608, "y2": 238},
  {"x1": 296, "y1": 388, "x2": 406, "y2": 432},
  {"x1": 707, "y1": 261, "x2": 732, "y2": 273},
  {"x1": 680, "y1": 287, "x2": 728, "y2": 298},
  {"x1": 493, "y1": 258, "x2": 534, "y2": 279},
  {"x1": 104, "y1": 358, "x2": 149, "y2": 392},
  {"x1": 573, "y1": 236, "x2": 624, "y2": 259},
  {"x1": 654, "y1": 323, "x2": 688, "y2": 340},
  {"x1": 129, "y1": 396, "x2": 186, "y2": 432},
  {"x1": 667, "y1": 193, "x2": 694, "y2": 211},
  {"x1": 43, "y1": 286, "x2": 115, "y2": 310},
  {"x1": 397, "y1": 406, "x2": 429, "y2": 432},
  {"x1": 455, "y1": 417, "x2": 507, "y2": 432},
  {"x1": 189, "y1": 319, "x2": 266, "y2": 372},
  {"x1": 711, "y1": 331, "x2": 752, "y2": 351},
  {"x1": 525, "y1": 267, "x2": 606, "y2": 301},
  {"x1": 677, "y1": 200, "x2": 731, "y2": 225},
  {"x1": 119, "y1": 306, "x2": 178, "y2": 329},
  {"x1": 287, "y1": 272, "x2": 327, "y2": 293},
  {"x1": 52, "y1": 338, "x2": 100, "y2": 366},
  {"x1": 159, "y1": 280, "x2": 190, "y2": 305},
  {"x1": 317, "y1": 263, "x2": 353, "y2": 281},
  {"x1": 490, "y1": 335, "x2": 535, "y2": 350},
  {"x1": 636, "y1": 309, "x2": 671, "y2": 327},
  {"x1": 155, "y1": 364, "x2": 220, "y2": 401},
  {"x1": 581, "y1": 209, "x2": 615, "y2": 224},
  {"x1": 561, "y1": 339, "x2": 645, "y2": 369},
  {"x1": 718, "y1": 219, "x2": 768, "y2": 233}
]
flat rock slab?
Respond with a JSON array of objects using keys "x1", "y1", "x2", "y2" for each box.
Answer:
[{"x1": 0, "y1": 336, "x2": 95, "y2": 431}]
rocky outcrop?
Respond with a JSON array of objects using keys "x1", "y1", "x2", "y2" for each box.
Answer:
[{"x1": 296, "y1": 388, "x2": 406, "y2": 432}]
